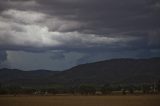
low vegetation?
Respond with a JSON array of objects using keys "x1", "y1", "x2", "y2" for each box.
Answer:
[{"x1": 0, "y1": 81, "x2": 160, "y2": 96}]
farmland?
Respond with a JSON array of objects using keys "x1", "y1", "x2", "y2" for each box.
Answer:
[{"x1": 0, "y1": 95, "x2": 160, "y2": 106}]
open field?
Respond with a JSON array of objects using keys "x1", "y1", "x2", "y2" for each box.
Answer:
[{"x1": 0, "y1": 95, "x2": 160, "y2": 106}]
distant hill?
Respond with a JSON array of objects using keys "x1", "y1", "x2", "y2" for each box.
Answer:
[
  {"x1": 0, "y1": 57, "x2": 160, "y2": 87},
  {"x1": 0, "y1": 68, "x2": 59, "y2": 86}
]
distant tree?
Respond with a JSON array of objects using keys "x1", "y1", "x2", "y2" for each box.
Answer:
[
  {"x1": 0, "y1": 88, "x2": 7, "y2": 95},
  {"x1": 7, "y1": 85, "x2": 22, "y2": 95},
  {"x1": 22, "y1": 88, "x2": 36, "y2": 94},
  {"x1": 68, "y1": 86, "x2": 78, "y2": 95},
  {"x1": 114, "y1": 85, "x2": 122, "y2": 91},
  {"x1": 128, "y1": 88, "x2": 134, "y2": 94},
  {"x1": 142, "y1": 84, "x2": 151, "y2": 94},
  {"x1": 157, "y1": 80, "x2": 160, "y2": 93},
  {"x1": 101, "y1": 84, "x2": 112, "y2": 95},
  {"x1": 47, "y1": 88, "x2": 57, "y2": 94},
  {"x1": 0, "y1": 83, "x2": 7, "y2": 95},
  {"x1": 122, "y1": 89, "x2": 126, "y2": 95},
  {"x1": 79, "y1": 84, "x2": 96, "y2": 95},
  {"x1": 127, "y1": 85, "x2": 135, "y2": 94}
]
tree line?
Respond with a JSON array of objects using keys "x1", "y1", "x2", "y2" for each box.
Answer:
[{"x1": 0, "y1": 81, "x2": 160, "y2": 95}]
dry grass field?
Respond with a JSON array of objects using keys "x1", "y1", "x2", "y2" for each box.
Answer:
[{"x1": 0, "y1": 95, "x2": 160, "y2": 106}]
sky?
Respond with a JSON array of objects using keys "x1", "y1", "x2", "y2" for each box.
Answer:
[{"x1": 0, "y1": 0, "x2": 160, "y2": 71}]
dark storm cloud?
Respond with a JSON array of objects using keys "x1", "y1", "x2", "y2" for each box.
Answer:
[
  {"x1": 0, "y1": 0, "x2": 159, "y2": 70},
  {"x1": 37, "y1": 0, "x2": 160, "y2": 31},
  {"x1": 0, "y1": 0, "x2": 160, "y2": 55},
  {"x1": 36, "y1": 0, "x2": 160, "y2": 52}
]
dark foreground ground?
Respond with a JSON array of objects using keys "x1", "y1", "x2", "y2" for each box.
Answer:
[{"x1": 0, "y1": 95, "x2": 160, "y2": 106}]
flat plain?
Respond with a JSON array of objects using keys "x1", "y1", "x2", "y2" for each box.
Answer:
[{"x1": 0, "y1": 95, "x2": 160, "y2": 106}]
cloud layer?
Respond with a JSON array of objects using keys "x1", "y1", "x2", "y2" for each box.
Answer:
[
  {"x1": 0, "y1": 8, "x2": 137, "y2": 52},
  {"x1": 0, "y1": 0, "x2": 160, "y2": 70}
]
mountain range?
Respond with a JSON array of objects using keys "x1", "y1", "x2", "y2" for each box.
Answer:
[{"x1": 0, "y1": 57, "x2": 160, "y2": 87}]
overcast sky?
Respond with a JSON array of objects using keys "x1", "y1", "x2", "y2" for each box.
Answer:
[{"x1": 0, "y1": 0, "x2": 160, "y2": 71}]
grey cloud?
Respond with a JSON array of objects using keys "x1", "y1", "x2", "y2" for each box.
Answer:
[
  {"x1": 36, "y1": 0, "x2": 160, "y2": 50},
  {"x1": 0, "y1": 0, "x2": 160, "y2": 57},
  {"x1": 0, "y1": 0, "x2": 160, "y2": 70},
  {"x1": 37, "y1": 0, "x2": 159, "y2": 29},
  {"x1": 0, "y1": 8, "x2": 138, "y2": 52}
]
